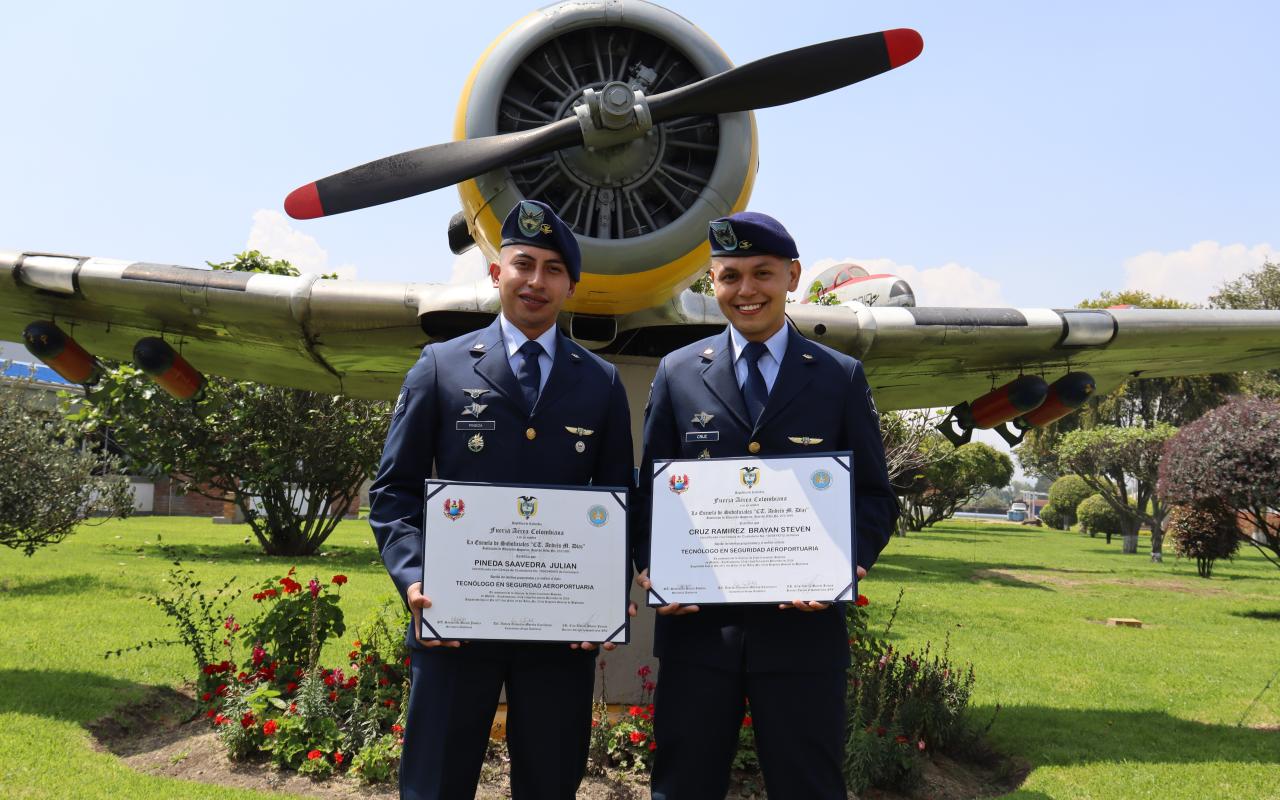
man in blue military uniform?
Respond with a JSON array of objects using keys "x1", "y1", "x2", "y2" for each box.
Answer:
[
  {"x1": 633, "y1": 212, "x2": 899, "y2": 799},
  {"x1": 370, "y1": 199, "x2": 633, "y2": 800}
]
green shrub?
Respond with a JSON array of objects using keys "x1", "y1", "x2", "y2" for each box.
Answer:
[
  {"x1": 1077, "y1": 494, "x2": 1124, "y2": 538},
  {"x1": 1048, "y1": 475, "x2": 1092, "y2": 527},
  {"x1": 1038, "y1": 503, "x2": 1068, "y2": 530}
]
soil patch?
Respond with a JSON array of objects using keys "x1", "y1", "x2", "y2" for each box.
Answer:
[
  {"x1": 87, "y1": 686, "x2": 1025, "y2": 799},
  {"x1": 972, "y1": 568, "x2": 1269, "y2": 600}
]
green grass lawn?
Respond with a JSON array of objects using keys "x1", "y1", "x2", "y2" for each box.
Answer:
[{"x1": 1, "y1": 516, "x2": 1277, "y2": 799}]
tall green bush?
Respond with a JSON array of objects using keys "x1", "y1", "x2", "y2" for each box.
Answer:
[
  {"x1": 1048, "y1": 475, "x2": 1092, "y2": 528},
  {"x1": 1077, "y1": 494, "x2": 1124, "y2": 542}
]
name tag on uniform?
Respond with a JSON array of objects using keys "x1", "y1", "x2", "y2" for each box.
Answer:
[
  {"x1": 456, "y1": 421, "x2": 497, "y2": 431},
  {"x1": 684, "y1": 431, "x2": 720, "y2": 443}
]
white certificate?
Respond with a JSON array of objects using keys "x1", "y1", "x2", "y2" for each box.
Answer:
[
  {"x1": 421, "y1": 480, "x2": 629, "y2": 643},
  {"x1": 647, "y1": 453, "x2": 855, "y2": 605}
]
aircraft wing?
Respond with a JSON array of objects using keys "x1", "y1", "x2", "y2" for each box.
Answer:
[{"x1": 5, "y1": 251, "x2": 1280, "y2": 410}]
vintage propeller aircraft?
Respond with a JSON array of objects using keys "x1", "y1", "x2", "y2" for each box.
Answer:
[{"x1": 5, "y1": 0, "x2": 1280, "y2": 451}]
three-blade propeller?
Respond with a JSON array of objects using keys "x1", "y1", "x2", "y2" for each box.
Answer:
[{"x1": 284, "y1": 28, "x2": 923, "y2": 220}]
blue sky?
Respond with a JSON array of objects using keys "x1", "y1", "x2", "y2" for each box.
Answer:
[{"x1": 3, "y1": 0, "x2": 1274, "y2": 309}]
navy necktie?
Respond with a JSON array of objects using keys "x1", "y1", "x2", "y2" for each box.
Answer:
[
  {"x1": 515, "y1": 340, "x2": 544, "y2": 412},
  {"x1": 741, "y1": 340, "x2": 769, "y2": 425}
]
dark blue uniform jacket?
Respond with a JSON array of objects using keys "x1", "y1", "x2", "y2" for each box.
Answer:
[{"x1": 632, "y1": 326, "x2": 898, "y2": 673}]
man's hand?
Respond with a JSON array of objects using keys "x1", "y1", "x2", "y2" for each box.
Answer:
[
  {"x1": 407, "y1": 582, "x2": 462, "y2": 648},
  {"x1": 635, "y1": 568, "x2": 699, "y2": 616},
  {"x1": 777, "y1": 566, "x2": 866, "y2": 612}
]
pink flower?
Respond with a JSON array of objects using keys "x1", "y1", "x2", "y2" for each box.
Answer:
[
  {"x1": 918, "y1": 740, "x2": 927, "y2": 751},
  {"x1": 308, "y1": 579, "x2": 321, "y2": 598},
  {"x1": 637, "y1": 665, "x2": 652, "y2": 678}
]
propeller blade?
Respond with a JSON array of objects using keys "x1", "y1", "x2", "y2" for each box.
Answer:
[
  {"x1": 284, "y1": 28, "x2": 923, "y2": 220},
  {"x1": 285, "y1": 118, "x2": 582, "y2": 219},
  {"x1": 647, "y1": 29, "x2": 922, "y2": 122}
]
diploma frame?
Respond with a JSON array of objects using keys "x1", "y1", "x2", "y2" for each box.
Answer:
[
  {"x1": 420, "y1": 479, "x2": 631, "y2": 644},
  {"x1": 647, "y1": 452, "x2": 856, "y2": 607}
]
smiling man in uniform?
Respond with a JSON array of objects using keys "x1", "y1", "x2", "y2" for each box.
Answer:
[
  {"x1": 633, "y1": 211, "x2": 899, "y2": 799},
  {"x1": 370, "y1": 199, "x2": 633, "y2": 800}
]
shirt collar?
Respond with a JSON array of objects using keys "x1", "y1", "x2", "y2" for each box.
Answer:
[
  {"x1": 498, "y1": 313, "x2": 558, "y2": 361},
  {"x1": 729, "y1": 322, "x2": 788, "y2": 365}
]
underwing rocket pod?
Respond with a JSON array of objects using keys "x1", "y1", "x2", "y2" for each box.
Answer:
[
  {"x1": 936, "y1": 375, "x2": 1049, "y2": 446},
  {"x1": 133, "y1": 337, "x2": 206, "y2": 401},
  {"x1": 21, "y1": 320, "x2": 102, "y2": 384},
  {"x1": 993, "y1": 372, "x2": 1097, "y2": 446}
]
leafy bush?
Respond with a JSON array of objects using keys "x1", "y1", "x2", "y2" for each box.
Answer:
[
  {"x1": 1038, "y1": 503, "x2": 1067, "y2": 531},
  {"x1": 1047, "y1": 475, "x2": 1092, "y2": 528},
  {"x1": 110, "y1": 555, "x2": 408, "y2": 781},
  {"x1": 1, "y1": 374, "x2": 134, "y2": 555},
  {"x1": 844, "y1": 591, "x2": 981, "y2": 793},
  {"x1": 1166, "y1": 502, "x2": 1241, "y2": 578},
  {"x1": 1077, "y1": 494, "x2": 1124, "y2": 540},
  {"x1": 590, "y1": 663, "x2": 658, "y2": 773}
]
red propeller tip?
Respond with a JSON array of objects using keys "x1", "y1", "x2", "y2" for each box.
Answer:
[
  {"x1": 284, "y1": 183, "x2": 324, "y2": 220},
  {"x1": 884, "y1": 28, "x2": 923, "y2": 69}
]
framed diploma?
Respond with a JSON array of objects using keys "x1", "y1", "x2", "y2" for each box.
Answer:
[
  {"x1": 647, "y1": 453, "x2": 856, "y2": 606},
  {"x1": 420, "y1": 480, "x2": 630, "y2": 644}
]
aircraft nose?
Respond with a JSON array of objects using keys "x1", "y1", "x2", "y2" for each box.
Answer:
[{"x1": 889, "y1": 279, "x2": 915, "y2": 307}]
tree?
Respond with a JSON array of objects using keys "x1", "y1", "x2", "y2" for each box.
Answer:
[
  {"x1": 906, "y1": 442, "x2": 1013, "y2": 530},
  {"x1": 1157, "y1": 396, "x2": 1280, "y2": 570},
  {"x1": 805, "y1": 280, "x2": 840, "y2": 306},
  {"x1": 1209, "y1": 260, "x2": 1280, "y2": 398},
  {"x1": 1, "y1": 373, "x2": 134, "y2": 555},
  {"x1": 1047, "y1": 475, "x2": 1093, "y2": 529},
  {"x1": 74, "y1": 251, "x2": 390, "y2": 556},
  {"x1": 1076, "y1": 494, "x2": 1124, "y2": 542},
  {"x1": 878, "y1": 410, "x2": 950, "y2": 536},
  {"x1": 1058, "y1": 424, "x2": 1177, "y2": 558},
  {"x1": 1038, "y1": 503, "x2": 1068, "y2": 531},
  {"x1": 1165, "y1": 502, "x2": 1241, "y2": 578}
]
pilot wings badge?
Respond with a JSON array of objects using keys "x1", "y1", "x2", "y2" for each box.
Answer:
[
  {"x1": 710, "y1": 220, "x2": 738, "y2": 251},
  {"x1": 517, "y1": 495, "x2": 538, "y2": 520},
  {"x1": 517, "y1": 201, "x2": 545, "y2": 236},
  {"x1": 739, "y1": 466, "x2": 761, "y2": 489},
  {"x1": 442, "y1": 498, "x2": 465, "y2": 521}
]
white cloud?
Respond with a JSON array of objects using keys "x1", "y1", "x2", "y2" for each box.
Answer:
[
  {"x1": 796, "y1": 256, "x2": 1005, "y2": 307},
  {"x1": 245, "y1": 209, "x2": 359, "y2": 279},
  {"x1": 1123, "y1": 240, "x2": 1274, "y2": 304},
  {"x1": 449, "y1": 248, "x2": 489, "y2": 285}
]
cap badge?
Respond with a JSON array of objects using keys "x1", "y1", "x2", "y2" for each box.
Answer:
[
  {"x1": 518, "y1": 201, "x2": 545, "y2": 236},
  {"x1": 710, "y1": 220, "x2": 738, "y2": 250}
]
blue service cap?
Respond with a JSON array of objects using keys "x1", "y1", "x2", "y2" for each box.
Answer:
[
  {"x1": 500, "y1": 199, "x2": 582, "y2": 281},
  {"x1": 707, "y1": 211, "x2": 799, "y2": 260}
]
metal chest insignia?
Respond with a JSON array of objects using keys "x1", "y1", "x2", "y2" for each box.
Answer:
[{"x1": 467, "y1": 434, "x2": 485, "y2": 453}]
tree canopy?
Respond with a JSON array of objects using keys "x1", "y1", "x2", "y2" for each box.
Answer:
[
  {"x1": 1, "y1": 374, "x2": 134, "y2": 555},
  {"x1": 1209, "y1": 261, "x2": 1280, "y2": 398},
  {"x1": 1158, "y1": 395, "x2": 1280, "y2": 570},
  {"x1": 1059, "y1": 424, "x2": 1176, "y2": 556},
  {"x1": 906, "y1": 441, "x2": 1013, "y2": 530}
]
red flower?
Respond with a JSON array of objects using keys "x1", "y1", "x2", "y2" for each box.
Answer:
[
  {"x1": 643, "y1": 680, "x2": 656, "y2": 693},
  {"x1": 240, "y1": 713, "x2": 254, "y2": 729},
  {"x1": 264, "y1": 588, "x2": 278, "y2": 598},
  {"x1": 289, "y1": 703, "x2": 298, "y2": 714},
  {"x1": 348, "y1": 650, "x2": 359, "y2": 662},
  {"x1": 323, "y1": 673, "x2": 336, "y2": 686},
  {"x1": 333, "y1": 751, "x2": 344, "y2": 765},
  {"x1": 855, "y1": 594, "x2": 869, "y2": 607},
  {"x1": 648, "y1": 741, "x2": 657, "y2": 751},
  {"x1": 280, "y1": 577, "x2": 302, "y2": 594},
  {"x1": 253, "y1": 592, "x2": 265, "y2": 602},
  {"x1": 637, "y1": 665, "x2": 652, "y2": 678},
  {"x1": 263, "y1": 719, "x2": 278, "y2": 736},
  {"x1": 286, "y1": 682, "x2": 298, "y2": 693},
  {"x1": 205, "y1": 708, "x2": 216, "y2": 718},
  {"x1": 332, "y1": 575, "x2": 348, "y2": 586},
  {"x1": 201, "y1": 692, "x2": 212, "y2": 702},
  {"x1": 628, "y1": 731, "x2": 646, "y2": 745},
  {"x1": 251, "y1": 646, "x2": 266, "y2": 667},
  {"x1": 214, "y1": 714, "x2": 229, "y2": 726},
  {"x1": 628, "y1": 705, "x2": 643, "y2": 717},
  {"x1": 742, "y1": 715, "x2": 752, "y2": 728},
  {"x1": 308, "y1": 578, "x2": 321, "y2": 598},
  {"x1": 391, "y1": 724, "x2": 403, "y2": 733},
  {"x1": 346, "y1": 677, "x2": 358, "y2": 690},
  {"x1": 895, "y1": 735, "x2": 909, "y2": 744},
  {"x1": 328, "y1": 691, "x2": 338, "y2": 702},
  {"x1": 876, "y1": 726, "x2": 887, "y2": 737},
  {"x1": 352, "y1": 639, "x2": 361, "y2": 647},
  {"x1": 307, "y1": 749, "x2": 323, "y2": 761},
  {"x1": 379, "y1": 678, "x2": 390, "y2": 687},
  {"x1": 384, "y1": 699, "x2": 397, "y2": 708}
]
